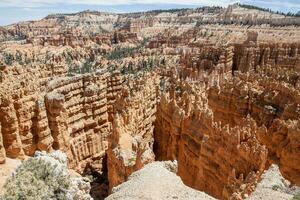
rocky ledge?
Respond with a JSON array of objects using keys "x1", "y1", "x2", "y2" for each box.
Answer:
[{"x1": 106, "y1": 161, "x2": 216, "y2": 200}]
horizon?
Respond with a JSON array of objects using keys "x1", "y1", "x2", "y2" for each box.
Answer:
[{"x1": 0, "y1": 0, "x2": 299, "y2": 26}]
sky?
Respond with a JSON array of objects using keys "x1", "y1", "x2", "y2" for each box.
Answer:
[{"x1": 0, "y1": 0, "x2": 299, "y2": 26}]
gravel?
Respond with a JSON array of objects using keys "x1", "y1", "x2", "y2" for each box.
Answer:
[
  {"x1": 247, "y1": 164, "x2": 300, "y2": 200},
  {"x1": 105, "y1": 161, "x2": 216, "y2": 200}
]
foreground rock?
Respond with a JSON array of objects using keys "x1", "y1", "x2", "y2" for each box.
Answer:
[
  {"x1": 106, "y1": 161, "x2": 215, "y2": 200},
  {"x1": 247, "y1": 164, "x2": 300, "y2": 200},
  {"x1": 1, "y1": 151, "x2": 92, "y2": 200}
]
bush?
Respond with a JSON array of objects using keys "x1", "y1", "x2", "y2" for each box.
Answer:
[
  {"x1": 2, "y1": 53, "x2": 13, "y2": 66},
  {"x1": 293, "y1": 192, "x2": 300, "y2": 200},
  {"x1": 2, "y1": 154, "x2": 71, "y2": 200},
  {"x1": 105, "y1": 38, "x2": 149, "y2": 61},
  {"x1": 237, "y1": 3, "x2": 299, "y2": 17},
  {"x1": 67, "y1": 60, "x2": 95, "y2": 76},
  {"x1": 272, "y1": 185, "x2": 280, "y2": 191}
]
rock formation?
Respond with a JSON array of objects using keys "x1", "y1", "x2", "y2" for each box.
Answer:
[
  {"x1": 0, "y1": 4, "x2": 300, "y2": 200},
  {"x1": 45, "y1": 73, "x2": 111, "y2": 172},
  {"x1": 247, "y1": 164, "x2": 300, "y2": 200},
  {"x1": 0, "y1": 69, "x2": 112, "y2": 173},
  {"x1": 0, "y1": 123, "x2": 6, "y2": 164},
  {"x1": 154, "y1": 81, "x2": 268, "y2": 199},
  {"x1": 107, "y1": 72, "x2": 159, "y2": 191},
  {"x1": 106, "y1": 161, "x2": 216, "y2": 200}
]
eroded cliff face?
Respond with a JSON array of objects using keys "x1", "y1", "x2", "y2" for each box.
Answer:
[
  {"x1": 107, "y1": 73, "x2": 159, "y2": 191},
  {"x1": 45, "y1": 73, "x2": 111, "y2": 171},
  {"x1": 0, "y1": 123, "x2": 6, "y2": 164},
  {"x1": 0, "y1": 5, "x2": 300, "y2": 200},
  {"x1": 153, "y1": 39, "x2": 300, "y2": 199},
  {"x1": 208, "y1": 72, "x2": 300, "y2": 186},
  {"x1": 0, "y1": 68, "x2": 112, "y2": 172},
  {"x1": 154, "y1": 81, "x2": 267, "y2": 199}
]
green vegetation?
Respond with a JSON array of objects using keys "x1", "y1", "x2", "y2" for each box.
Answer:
[
  {"x1": 15, "y1": 51, "x2": 24, "y2": 65},
  {"x1": 2, "y1": 157, "x2": 71, "y2": 200},
  {"x1": 105, "y1": 47, "x2": 136, "y2": 60},
  {"x1": 293, "y1": 192, "x2": 300, "y2": 200},
  {"x1": 128, "y1": 157, "x2": 136, "y2": 166},
  {"x1": 105, "y1": 38, "x2": 149, "y2": 60},
  {"x1": 196, "y1": 6, "x2": 223, "y2": 13},
  {"x1": 131, "y1": 6, "x2": 222, "y2": 15},
  {"x1": 175, "y1": 85, "x2": 183, "y2": 93},
  {"x1": 120, "y1": 57, "x2": 162, "y2": 75},
  {"x1": 237, "y1": 3, "x2": 300, "y2": 17},
  {"x1": 80, "y1": 60, "x2": 94, "y2": 74},
  {"x1": 272, "y1": 185, "x2": 281, "y2": 191},
  {"x1": 2, "y1": 52, "x2": 14, "y2": 66},
  {"x1": 67, "y1": 60, "x2": 95, "y2": 76},
  {"x1": 238, "y1": 3, "x2": 273, "y2": 12},
  {"x1": 0, "y1": 51, "x2": 31, "y2": 66},
  {"x1": 147, "y1": 8, "x2": 190, "y2": 14}
]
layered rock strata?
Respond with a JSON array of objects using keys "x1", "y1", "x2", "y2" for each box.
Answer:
[
  {"x1": 0, "y1": 123, "x2": 5, "y2": 164},
  {"x1": 45, "y1": 72, "x2": 111, "y2": 171},
  {"x1": 0, "y1": 67, "x2": 115, "y2": 173},
  {"x1": 154, "y1": 81, "x2": 268, "y2": 199},
  {"x1": 107, "y1": 72, "x2": 159, "y2": 191},
  {"x1": 0, "y1": 5, "x2": 300, "y2": 200},
  {"x1": 208, "y1": 71, "x2": 300, "y2": 185}
]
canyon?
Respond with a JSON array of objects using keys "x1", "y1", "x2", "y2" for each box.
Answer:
[{"x1": 0, "y1": 3, "x2": 300, "y2": 200}]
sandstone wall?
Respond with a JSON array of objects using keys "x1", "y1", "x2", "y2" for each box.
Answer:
[
  {"x1": 154, "y1": 83, "x2": 268, "y2": 199},
  {"x1": 45, "y1": 72, "x2": 110, "y2": 171},
  {"x1": 232, "y1": 43, "x2": 300, "y2": 73},
  {"x1": 0, "y1": 65, "x2": 54, "y2": 159},
  {"x1": 0, "y1": 122, "x2": 6, "y2": 164},
  {"x1": 107, "y1": 73, "x2": 159, "y2": 191},
  {"x1": 151, "y1": 40, "x2": 300, "y2": 199},
  {"x1": 0, "y1": 64, "x2": 114, "y2": 173},
  {"x1": 0, "y1": 8, "x2": 299, "y2": 199},
  {"x1": 208, "y1": 71, "x2": 300, "y2": 185},
  {"x1": 107, "y1": 71, "x2": 123, "y2": 122}
]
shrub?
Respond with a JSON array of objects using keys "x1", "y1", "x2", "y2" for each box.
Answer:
[
  {"x1": 2, "y1": 53, "x2": 13, "y2": 66},
  {"x1": 293, "y1": 192, "x2": 300, "y2": 200},
  {"x1": 105, "y1": 38, "x2": 149, "y2": 61},
  {"x1": 272, "y1": 185, "x2": 280, "y2": 191},
  {"x1": 67, "y1": 60, "x2": 95, "y2": 76},
  {"x1": 2, "y1": 155, "x2": 71, "y2": 200}
]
